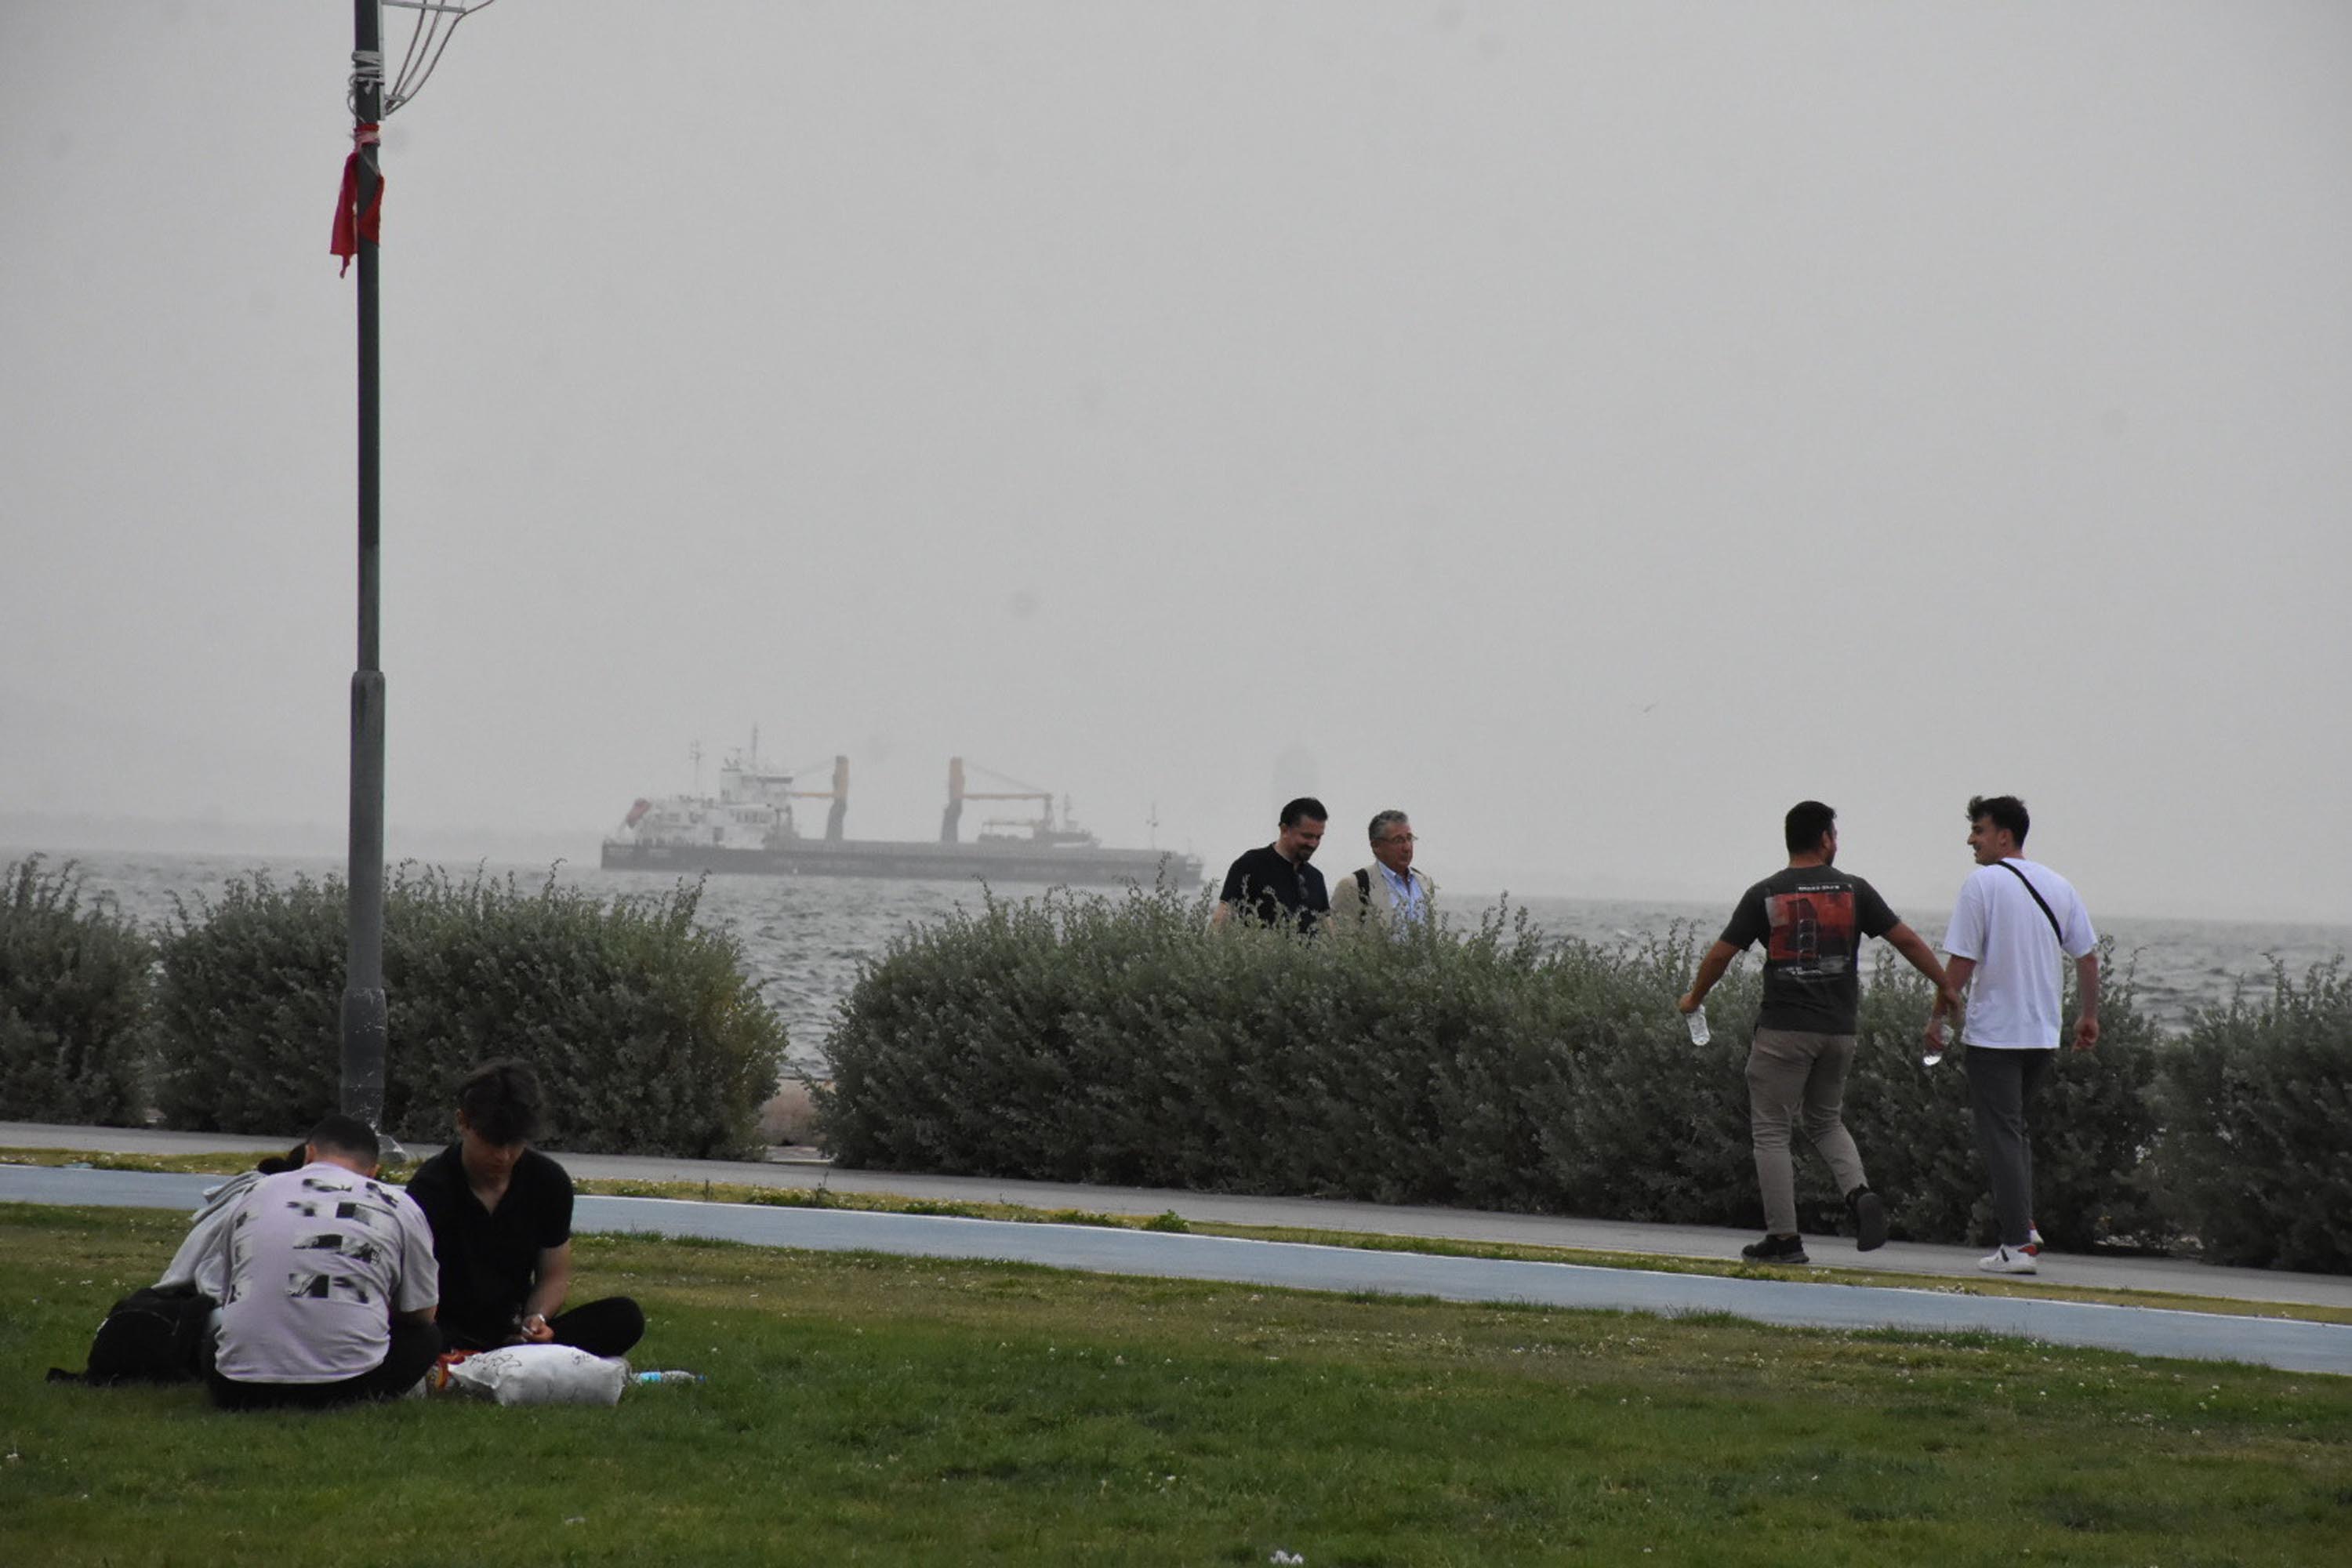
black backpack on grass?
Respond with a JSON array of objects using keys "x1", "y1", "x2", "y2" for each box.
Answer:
[{"x1": 46, "y1": 1282, "x2": 217, "y2": 1385}]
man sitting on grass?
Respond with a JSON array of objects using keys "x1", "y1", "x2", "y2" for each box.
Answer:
[
  {"x1": 404, "y1": 1060, "x2": 644, "y2": 1357},
  {"x1": 208, "y1": 1112, "x2": 441, "y2": 1410}
]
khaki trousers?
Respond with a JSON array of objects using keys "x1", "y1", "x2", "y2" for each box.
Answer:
[{"x1": 1745, "y1": 1025, "x2": 1867, "y2": 1237}]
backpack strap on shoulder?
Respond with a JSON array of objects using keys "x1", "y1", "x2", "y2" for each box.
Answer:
[{"x1": 1995, "y1": 859, "x2": 2064, "y2": 943}]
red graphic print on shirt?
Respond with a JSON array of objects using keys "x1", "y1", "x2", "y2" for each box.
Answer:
[{"x1": 1765, "y1": 888, "x2": 1857, "y2": 975}]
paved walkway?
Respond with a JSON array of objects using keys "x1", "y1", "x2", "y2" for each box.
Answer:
[
  {"x1": 8, "y1": 1121, "x2": 2347, "y2": 1307},
  {"x1": 6, "y1": 1122, "x2": 2349, "y2": 1375}
]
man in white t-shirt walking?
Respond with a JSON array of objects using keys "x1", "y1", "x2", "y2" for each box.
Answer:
[
  {"x1": 1928, "y1": 795, "x2": 2100, "y2": 1276},
  {"x1": 207, "y1": 1112, "x2": 441, "y2": 1409}
]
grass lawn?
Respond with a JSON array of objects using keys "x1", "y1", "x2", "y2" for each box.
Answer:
[{"x1": 3, "y1": 1205, "x2": 2348, "y2": 1566}]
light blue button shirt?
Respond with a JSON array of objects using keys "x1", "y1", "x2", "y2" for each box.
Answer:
[{"x1": 1379, "y1": 862, "x2": 1427, "y2": 925}]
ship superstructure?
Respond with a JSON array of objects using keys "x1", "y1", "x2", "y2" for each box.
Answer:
[{"x1": 619, "y1": 742, "x2": 839, "y2": 854}]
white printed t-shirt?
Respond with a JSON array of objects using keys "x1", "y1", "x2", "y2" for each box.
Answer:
[
  {"x1": 213, "y1": 1162, "x2": 439, "y2": 1383},
  {"x1": 1943, "y1": 857, "x2": 2097, "y2": 1050}
]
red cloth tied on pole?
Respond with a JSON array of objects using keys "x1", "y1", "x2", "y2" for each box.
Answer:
[{"x1": 331, "y1": 122, "x2": 385, "y2": 276}]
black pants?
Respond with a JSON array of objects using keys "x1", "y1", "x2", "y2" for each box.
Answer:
[
  {"x1": 208, "y1": 1317, "x2": 444, "y2": 1410},
  {"x1": 547, "y1": 1296, "x2": 645, "y2": 1357},
  {"x1": 446, "y1": 1296, "x2": 646, "y2": 1359},
  {"x1": 1965, "y1": 1047, "x2": 2056, "y2": 1248}
]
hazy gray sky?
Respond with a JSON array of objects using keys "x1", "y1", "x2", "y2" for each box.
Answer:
[{"x1": 4, "y1": 2, "x2": 2347, "y2": 923}]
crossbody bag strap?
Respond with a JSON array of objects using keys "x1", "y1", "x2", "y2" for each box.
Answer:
[{"x1": 1995, "y1": 858, "x2": 2064, "y2": 944}]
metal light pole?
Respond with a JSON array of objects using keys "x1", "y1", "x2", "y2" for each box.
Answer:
[
  {"x1": 343, "y1": 0, "x2": 389, "y2": 1129},
  {"x1": 330, "y1": 1, "x2": 495, "y2": 1129}
]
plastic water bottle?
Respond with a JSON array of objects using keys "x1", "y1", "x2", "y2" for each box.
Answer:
[
  {"x1": 1922, "y1": 1019, "x2": 1947, "y2": 1068},
  {"x1": 1684, "y1": 1007, "x2": 1710, "y2": 1046},
  {"x1": 634, "y1": 1370, "x2": 705, "y2": 1385}
]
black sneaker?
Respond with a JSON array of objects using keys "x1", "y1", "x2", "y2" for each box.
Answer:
[
  {"x1": 1846, "y1": 1185, "x2": 1888, "y2": 1252},
  {"x1": 1741, "y1": 1233, "x2": 1809, "y2": 1265}
]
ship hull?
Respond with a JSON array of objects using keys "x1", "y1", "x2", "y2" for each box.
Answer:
[{"x1": 600, "y1": 837, "x2": 1202, "y2": 888}]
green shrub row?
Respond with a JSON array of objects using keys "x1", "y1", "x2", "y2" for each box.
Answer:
[
  {"x1": 0, "y1": 859, "x2": 151, "y2": 1124},
  {"x1": 822, "y1": 884, "x2": 2347, "y2": 1270},
  {"x1": 12, "y1": 852, "x2": 2345, "y2": 1268},
  {"x1": 0, "y1": 857, "x2": 781, "y2": 1158},
  {"x1": 2152, "y1": 959, "x2": 2352, "y2": 1273}
]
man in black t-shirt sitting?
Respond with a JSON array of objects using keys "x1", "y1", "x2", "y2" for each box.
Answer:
[
  {"x1": 405, "y1": 1060, "x2": 644, "y2": 1358},
  {"x1": 1213, "y1": 797, "x2": 1332, "y2": 933},
  {"x1": 1679, "y1": 800, "x2": 1962, "y2": 1265}
]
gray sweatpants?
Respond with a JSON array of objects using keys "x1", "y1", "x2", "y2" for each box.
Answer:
[
  {"x1": 1965, "y1": 1046, "x2": 2056, "y2": 1248},
  {"x1": 1745, "y1": 1026, "x2": 1867, "y2": 1237}
]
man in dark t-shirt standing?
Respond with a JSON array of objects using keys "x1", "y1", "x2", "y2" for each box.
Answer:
[
  {"x1": 1679, "y1": 800, "x2": 1961, "y2": 1265},
  {"x1": 1213, "y1": 797, "x2": 1331, "y2": 933},
  {"x1": 405, "y1": 1060, "x2": 644, "y2": 1357}
]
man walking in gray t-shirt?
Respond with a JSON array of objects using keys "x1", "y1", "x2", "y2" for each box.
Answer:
[
  {"x1": 1681, "y1": 801, "x2": 1962, "y2": 1265},
  {"x1": 208, "y1": 1112, "x2": 441, "y2": 1410}
]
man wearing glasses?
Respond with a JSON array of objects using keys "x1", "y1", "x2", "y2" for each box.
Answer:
[{"x1": 1330, "y1": 809, "x2": 1435, "y2": 929}]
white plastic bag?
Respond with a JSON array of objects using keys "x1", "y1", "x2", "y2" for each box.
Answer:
[{"x1": 445, "y1": 1344, "x2": 628, "y2": 1407}]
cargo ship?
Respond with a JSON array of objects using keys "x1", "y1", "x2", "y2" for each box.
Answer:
[{"x1": 600, "y1": 746, "x2": 1203, "y2": 887}]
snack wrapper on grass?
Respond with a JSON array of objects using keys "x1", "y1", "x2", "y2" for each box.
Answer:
[{"x1": 445, "y1": 1344, "x2": 629, "y2": 1406}]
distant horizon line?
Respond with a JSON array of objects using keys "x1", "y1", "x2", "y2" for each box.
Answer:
[{"x1": 4, "y1": 811, "x2": 2347, "y2": 935}]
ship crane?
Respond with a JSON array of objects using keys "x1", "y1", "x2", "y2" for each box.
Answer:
[
  {"x1": 785, "y1": 755, "x2": 850, "y2": 841},
  {"x1": 941, "y1": 757, "x2": 1089, "y2": 845}
]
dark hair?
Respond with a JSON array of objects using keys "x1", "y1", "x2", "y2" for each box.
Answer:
[
  {"x1": 1279, "y1": 797, "x2": 1329, "y2": 829},
  {"x1": 456, "y1": 1058, "x2": 544, "y2": 1146},
  {"x1": 304, "y1": 1112, "x2": 382, "y2": 1167},
  {"x1": 1967, "y1": 794, "x2": 2031, "y2": 845},
  {"x1": 1784, "y1": 800, "x2": 1837, "y2": 855},
  {"x1": 1367, "y1": 808, "x2": 1409, "y2": 843},
  {"x1": 256, "y1": 1140, "x2": 310, "y2": 1175}
]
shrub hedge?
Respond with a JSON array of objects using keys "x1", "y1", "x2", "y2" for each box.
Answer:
[
  {"x1": 2153, "y1": 960, "x2": 2352, "y2": 1272},
  {"x1": 150, "y1": 866, "x2": 779, "y2": 1157},
  {"x1": 0, "y1": 858, "x2": 151, "y2": 1124},
  {"x1": 9, "y1": 852, "x2": 2345, "y2": 1269},
  {"x1": 822, "y1": 884, "x2": 2274, "y2": 1259}
]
